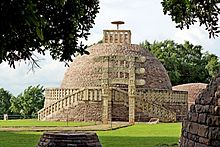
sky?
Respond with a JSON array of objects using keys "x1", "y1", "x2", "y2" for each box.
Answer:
[{"x1": 0, "y1": 0, "x2": 220, "y2": 95}]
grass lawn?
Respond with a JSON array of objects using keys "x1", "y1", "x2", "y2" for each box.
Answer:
[
  {"x1": 0, "y1": 119, "x2": 95, "y2": 127},
  {"x1": 0, "y1": 123, "x2": 181, "y2": 147},
  {"x1": 97, "y1": 123, "x2": 181, "y2": 147}
]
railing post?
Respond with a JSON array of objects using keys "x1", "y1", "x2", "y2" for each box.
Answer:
[{"x1": 38, "y1": 112, "x2": 40, "y2": 120}]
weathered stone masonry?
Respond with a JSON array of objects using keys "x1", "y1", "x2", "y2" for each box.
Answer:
[{"x1": 179, "y1": 73, "x2": 220, "y2": 147}]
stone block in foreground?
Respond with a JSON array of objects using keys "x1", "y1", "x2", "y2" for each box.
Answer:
[
  {"x1": 37, "y1": 132, "x2": 102, "y2": 147},
  {"x1": 179, "y1": 72, "x2": 220, "y2": 147}
]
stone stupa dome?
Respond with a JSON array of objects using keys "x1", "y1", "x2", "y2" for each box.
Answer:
[
  {"x1": 61, "y1": 44, "x2": 171, "y2": 90},
  {"x1": 61, "y1": 22, "x2": 171, "y2": 90},
  {"x1": 172, "y1": 83, "x2": 207, "y2": 109}
]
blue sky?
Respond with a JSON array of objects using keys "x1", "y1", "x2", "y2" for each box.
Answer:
[{"x1": 0, "y1": 0, "x2": 219, "y2": 95}]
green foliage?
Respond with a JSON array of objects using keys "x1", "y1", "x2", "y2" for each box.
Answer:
[
  {"x1": 162, "y1": 0, "x2": 220, "y2": 38},
  {"x1": 141, "y1": 40, "x2": 220, "y2": 85},
  {"x1": 0, "y1": 0, "x2": 100, "y2": 67},
  {"x1": 10, "y1": 85, "x2": 45, "y2": 118},
  {"x1": 205, "y1": 53, "x2": 220, "y2": 78},
  {"x1": 0, "y1": 88, "x2": 13, "y2": 115}
]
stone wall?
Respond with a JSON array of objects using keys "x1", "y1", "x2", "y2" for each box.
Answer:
[{"x1": 179, "y1": 74, "x2": 220, "y2": 147}]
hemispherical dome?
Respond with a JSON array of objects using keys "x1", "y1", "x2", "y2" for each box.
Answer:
[
  {"x1": 172, "y1": 83, "x2": 207, "y2": 109},
  {"x1": 61, "y1": 43, "x2": 172, "y2": 90}
]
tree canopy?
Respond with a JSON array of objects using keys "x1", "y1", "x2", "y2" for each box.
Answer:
[
  {"x1": 0, "y1": 0, "x2": 99, "y2": 67},
  {"x1": 141, "y1": 40, "x2": 220, "y2": 85},
  {"x1": 0, "y1": 88, "x2": 13, "y2": 115},
  {"x1": 162, "y1": 0, "x2": 220, "y2": 38},
  {"x1": 10, "y1": 85, "x2": 45, "y2": 118}
]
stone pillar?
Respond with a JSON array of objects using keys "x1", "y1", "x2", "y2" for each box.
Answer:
[
  {"x1": 128, "y1": 57, "x2": 136, "y2": 124},
  {"x1": 101, "y1": 56, "x2": 110, "y2": 124}
]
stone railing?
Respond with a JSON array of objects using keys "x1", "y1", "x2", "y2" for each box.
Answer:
[
  {"x1": 136, "y1": 89, "x2": 188, "y2": 105},
  {"x1": 136, "y1": 97, "x2": 176, "y2": 122},
  {"x1": 45, "y1": 88, "x2": 79, "y2": 100},
  {"x1": 111, "y1": 88, "x2": 128, "y2": 104},
  {"x1": 44, "y1": 88, "x2": 79, "y2": 107},
  {"x1": 136, "y1": 89, "x2": 188, "y2": 121},
  {"x1": 111, "y1": 88, "x2": 176, "y2": 122},
  {"x1": 38, "y1": 87, "x2": 102, "y2": 120},
  {"x1": 103, "y1": 30, "x2": 131, "y2": 44}
]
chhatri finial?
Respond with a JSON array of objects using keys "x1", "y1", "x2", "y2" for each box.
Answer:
[{"x1": 111, "y1": 21, "x2": 125, "y2": 30}]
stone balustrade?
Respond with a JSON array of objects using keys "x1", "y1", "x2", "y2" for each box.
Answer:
[
  {"x1": 136, "y1": 89, "x2": 188, "y2": 121},
  {"x1": 111, "y1": 88, "x2": 177, "y2": 122},
  {"x1": 44, "y1": 88, "x2": 79, "y2": 107},
  {"x1": 45, "y1": 88, "x2": 79, "y2": 100},
  {"x1": 136, "y1": 89, "x2": 188, "y2": 105},
  {"x1": 135, "y1": 95, "x2": 176, "y2": 122},
  {"x1": 112, "y1": 87, "x2": 128, "y2": 103},
  {"x1": 38, "y1": 87, "x2": 102, "y2": 120}
]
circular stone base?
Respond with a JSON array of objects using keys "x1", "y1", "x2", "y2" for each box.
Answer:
[{"x1": 37, "y1": 132, "x2": 102, "y2": 147}]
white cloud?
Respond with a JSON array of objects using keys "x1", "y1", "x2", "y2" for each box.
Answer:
[
  {"x1": 174, "y1": 27, "x2": 220, "y2": 56},
  {"x1": 174, "y1": 27, "x2": 207, "y2": 44},
  {"x1": 0, "y1": 53, "x2": 67, "y2": 96}
]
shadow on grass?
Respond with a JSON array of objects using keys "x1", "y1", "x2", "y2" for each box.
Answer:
[
  {"x1": 0, "y1": 131, "x2": 41, "y2": 147},
  {"x1": 99, "y1": 136, "x2": 179, "y2": 147}
]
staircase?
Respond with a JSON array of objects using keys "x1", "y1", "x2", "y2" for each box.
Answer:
[
  {"x1": 112, "y1": 88, "x2": 176, "y2": 122},
  {"x1": 38, "y1": 87, "x2": 176, "y2": 122},
  {"x1": 38, "y1": 88, "x2": 102, "y2": 120},
  {"x1": 136, "y1": 97, "x2": 176, "y2": 122}
]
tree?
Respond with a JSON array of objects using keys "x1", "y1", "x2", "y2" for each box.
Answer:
[
  {"x1": 162, "y1": 0, "x2": 220, "y2": 38},
  {"x1": 204, "y1": 53, "x2": 220, "y2": 78},
  {"x1": 141, "y1": 40, "x2": 220, "y2": 85},
  {"x1": 10, "y1": 85, "x2": 45, "y2": 118},
  {"x1": 0, "y1": 0, "x2": 99, "y2": 68},
  {"x1": 0, "y1": 88, "x2": 13, "y2": 115}
]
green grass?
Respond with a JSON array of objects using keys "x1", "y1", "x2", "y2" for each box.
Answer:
[
  {"x1": 0, "y1": 132, "x2": 41, "y2": 147},
  {"x1": 0, "y1": 123, "x2": 182, "y2": 147},
  {"x1": 0, "y1": 119, "x2": 94, "y2": 127},
  {"x1": 97, "y1": 123, "x2": 181, "y2": 147}
]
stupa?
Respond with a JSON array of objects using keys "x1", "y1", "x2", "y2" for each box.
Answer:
[
  {"x1": 38, "y1": 22, "x2": 188, "y2": 124},
  {"x1": 173, "y1": 83, "x2": 208, "y2": 110}
]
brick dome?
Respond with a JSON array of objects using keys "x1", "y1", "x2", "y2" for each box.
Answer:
[
  {"x1": 172, "y1": 83, "x2": 207, "y2": 109},
  {"x1": 61, "y1": 43, "x2": 172, "y2": 90}
]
